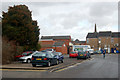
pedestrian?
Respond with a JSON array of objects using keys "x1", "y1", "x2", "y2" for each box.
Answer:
[{"x1": 103, "y1": 49, "x2": 105, "y2": 58}]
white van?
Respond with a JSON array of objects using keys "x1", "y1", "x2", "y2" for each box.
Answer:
[
  {"x1": 87, "y1": 49, "x2": 94, "y2": 55},
  {"x1": 73, "y1": 45, "x2": 91, "y2": 52}
]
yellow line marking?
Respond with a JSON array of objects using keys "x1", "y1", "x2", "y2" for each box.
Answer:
[{"x1": 0, "y1": 69, "x2": 46, "y2": 72}]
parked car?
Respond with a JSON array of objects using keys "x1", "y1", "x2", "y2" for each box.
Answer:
[
  {"x1": 15, "y1": 51, "x2": 34, "y2": 60},
  {"x1": 41, "y1": 50, "x2": 47, "y2": 52},
  {"x1": 44, "y1": 49, "x2": 55, "y2": 53},
  {"x1": 31, "y1": 52, "x2": 58, "y2": 67},
  {"x1": 52, "y1": 52, "x2": 64, "y2": 63},
  {"x1": 94, "y1": 50, "x2": 101, "y2": 54},
  {"x1": 69, "y1": 51, "x2": 78, "y2": 58},
  {"x1": 77, "y1": 51, "x2": 91, "y2": 59},
  {"x1": 18, "y1": 51, "x2": 38, "y2": 63},
  {"x1": 87, "y1": 49, "x2": 94, "y2": 55}
]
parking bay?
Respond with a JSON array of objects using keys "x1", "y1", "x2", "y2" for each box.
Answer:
[{"x1": 1, "y1": 56, "x2": 89, "y2": 72}]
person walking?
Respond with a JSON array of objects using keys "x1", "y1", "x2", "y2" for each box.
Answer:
[{"x1": 103, "y1": 49, "x2": 106, "y2": 58}]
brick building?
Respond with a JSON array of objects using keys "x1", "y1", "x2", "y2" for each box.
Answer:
[
  {"x1": 71, "y1": 39, "x2": 86, "y2": 45},
  {"x1": 86, "y1": 24, "x2": 120, "y2": 53},
  {"x1": 39, "y1": 36, "x2": 71, "y2": 54}
]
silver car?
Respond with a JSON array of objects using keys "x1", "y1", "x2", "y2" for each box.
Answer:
[{"x1": 19, "y1": 51, "x2": 38, "y2": 63}]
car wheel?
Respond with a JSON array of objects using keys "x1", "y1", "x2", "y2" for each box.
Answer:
[
  {"x1": 32, "y1": 64, "x2": 36, "y2": 67},
  {"x1": 56, "y1": 60, "x2": 59, "y2": 65},
  {"x1": 47, "y1": 62, "x2": 51, "y2": 67},
  {"x1": 89, "y1": 56, "x2": 91, "y2": 58},
  {"x1": 85, "y1": 56, "x2": 88, "y2": 59},
  {"x1": 27, "y1": 59, "x2": 31, "y2": 63}
]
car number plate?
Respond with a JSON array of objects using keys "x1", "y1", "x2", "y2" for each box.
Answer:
[
  {"x1": 36, "y1": 58, "x2": 42, "y2": 60},
  {"x1": 80, "y1": 54, "x2": 83, "y2": 56}
]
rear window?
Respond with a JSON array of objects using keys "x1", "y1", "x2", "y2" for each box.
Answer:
[
  {"x1": 33, "y1": 52, "x2": 46, "y2": 56},
  {"x1": 78, "y1": 52, "x2": 85, "y2": 54}
]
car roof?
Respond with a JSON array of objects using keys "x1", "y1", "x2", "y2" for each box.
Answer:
[{"x1": 53, "y1": 52, "x2": 62, "y2": 55}]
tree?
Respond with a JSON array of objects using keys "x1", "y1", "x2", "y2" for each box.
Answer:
[{"x1": 2, "y1": 5, "x2": 40, "y2": 50}]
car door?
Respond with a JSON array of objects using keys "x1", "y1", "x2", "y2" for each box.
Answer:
[
  {"x1": 50, "y1": 53, "x2": 57, "y2": 64},
  {"x1": 47, "y1": 53, "x2": 54, "y2": 65},
  {"x1": 59, "y1": 54, "x2": 62, "y2": 61}
]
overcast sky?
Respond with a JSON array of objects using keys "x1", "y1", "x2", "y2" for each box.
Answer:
[{"x1": 1, "y1": 2, "x2": 118, "y2": 41}]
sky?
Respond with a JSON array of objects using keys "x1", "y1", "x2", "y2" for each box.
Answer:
[{"x1": 1, "y1": 1, "x2": 118, "y2": 41}]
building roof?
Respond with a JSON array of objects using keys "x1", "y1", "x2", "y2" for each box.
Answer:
[
  {"x1": 112, "y1": 32, "x2": 120, "y2": 38},
  {"x1": 53, "y1": 41, "x2": 65, "y2": 47},
  {"x1": 86, "y1": 31, "x2": 120, "y2": 38},
  {"x1": 71, "y1": 40, "x2": 86, "y2": 45},
  {"x1": 98, "y1": 31, "x2": 112, "y2": 37},
  {"x1": 86, "y1": 33, "x2": 98, "y2": 38},
  {"x1": 41, "y1": 36, "x2": 71, "y2": 40}
]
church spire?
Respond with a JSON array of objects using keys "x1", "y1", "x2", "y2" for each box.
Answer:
[{"x1": 95, "y1": 23, "x2": 97, "y2": 32}]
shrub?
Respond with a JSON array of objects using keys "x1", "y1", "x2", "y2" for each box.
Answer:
[{"x1": 2, "y1": 37, "x2": 23, "y2": 64}]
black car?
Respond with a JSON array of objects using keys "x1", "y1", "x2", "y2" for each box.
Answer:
[
  {"x1": 52, "y1": 52, "x2": 64, "y2": 63},
  {"x1": 31, "y1": 52, "x2": 58, "y2": 67},
  {"x1": 77, "y1": 51, "x2": 91, "y2": 59}
]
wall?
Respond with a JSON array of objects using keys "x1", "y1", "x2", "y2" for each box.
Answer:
[
  {"x1": 86, "y1": 38, "x2": 98, "y2": 51},
  {"x1": 53, "y1": 44, "x2": 67, "y2": 54}
]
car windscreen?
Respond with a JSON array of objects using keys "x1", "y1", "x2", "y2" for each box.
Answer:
[
  {"x1": 22, "y1": 52, "x2": 32, "y2": 56},
  {"x1": 70, "y1": 52, "x2": 76, "y2": 54},
  {"x1": 33, "y1": 52, "x2": 46, "y2": 57},
  {"x1": 41, "y1": 50, "x2": 47, "y2": 52},
  {"x1": 45, "y1": 49, "x2": 52, "y2": 51}
]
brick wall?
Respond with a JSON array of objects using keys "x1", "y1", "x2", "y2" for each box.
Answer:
[
  {"x1": 54, "y1": 39, "x2": 71, "y2": 47},
  {"x1": 86, "y1": 37, "x2": 120, "y2": 52},
  {"x1": 86, "y1": 38, "x2": 98, "y2": 51},
  {"x1": 39, "y1": 40, "x2": 68, "y2": 54},
  {"x1": 53, "y1": 44, "x2": 67, "y2": 54}
]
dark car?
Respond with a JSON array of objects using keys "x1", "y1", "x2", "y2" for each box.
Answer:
[
  {"x1": 77, "y1": 51, "x2": 91, "y2": 59},
  {"x1": 52, "y1": 52, "x2": 64, "y2": 63},
  {"x1": 31, "y1": 52, "x2": 58, "y2": 67}
]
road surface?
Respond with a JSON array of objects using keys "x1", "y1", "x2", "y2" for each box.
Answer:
[{"x1": 2, "y1": 54, "x2": 118, "y2": 78}]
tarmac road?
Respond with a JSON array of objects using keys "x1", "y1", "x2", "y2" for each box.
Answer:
[{"x1": 1, "y1": 54, "x2": 118, "y2": 78}]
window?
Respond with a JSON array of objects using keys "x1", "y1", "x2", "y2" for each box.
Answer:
[
  {"x1": 104, "y1": 45, "x2": 107, "y2": 48},
  {"x1": 111, "y1": 38, "x2": 114, "y2": 43},
  {"x1": 114, "y1": 43, "x2": 119, "y2": 47},
  {"x1": 33, "y1": 52, "x2": 46, "y2": 56},
  {"x1": 99, "y1": 38, "x2": 101, "y2": 43}
]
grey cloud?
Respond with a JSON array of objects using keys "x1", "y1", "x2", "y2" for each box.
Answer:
[
  {"x1": 89, "y1": 2, "x2": 117, "y2": 17},
  {"x1": 1, "y1": 2, "x2": 118, "y2": 40}
]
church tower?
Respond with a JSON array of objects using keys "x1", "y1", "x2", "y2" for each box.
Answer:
[{"x1": 94, "y1": 23, "x2": 97, "y2": 33}]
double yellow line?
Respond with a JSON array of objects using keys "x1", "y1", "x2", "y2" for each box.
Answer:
[{"x1": 0, "y1": 69, "x2": 46, "y2": 72}]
